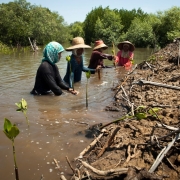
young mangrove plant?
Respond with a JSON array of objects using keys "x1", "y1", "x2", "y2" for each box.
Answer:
[
  {"x1": 66, "y1": 55, "x2": 74, "y2": 90},
  {"x1": 15, "y1": 98, "x2": 29, "y2": 127},
  {"x1": 112, "y1": 42, "x2": 117, "y2": 68},
  {"x1": 3, "y1": 118, "x2": 20, "y2": 180},
  {"x1": 85, "y1": 71, "x2": 91, "y2": 107}
]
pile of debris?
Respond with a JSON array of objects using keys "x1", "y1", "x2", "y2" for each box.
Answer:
[{"x1": 58, "y1": 40, "x2": 180, "y2": 180}]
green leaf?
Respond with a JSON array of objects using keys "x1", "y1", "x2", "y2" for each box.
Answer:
[
  {"x1": 3, "y1": 118, "x2": 20, "y2": 140},
  {"x1": 21, "y1": 98, "x2": 27, "y2": 110},
  {"x1": 66, "y1": 55, "x2": 71, "y2": 61},
  {"x1": 148, "y1": 108, "x2": 162, "y2": 115},
  {"x1": 137, "y1": 105, "x2": 147, "y2": 110},
  {"x1": 15, "y1": 102, "x2": 21, "y2": 109},
  {"x1": 86, "y1": 71, "x2": 91, "y2": 79},
  {"x1": 16, "y1": 109, "x2": 22, "y2": 112},
  {"x1": 3, "y1": 130, "x2": 12, "y2": 140},
  {"x1": 8, "y1": 126, "x2": 20, "y2": 139},
  {"x1": 4, "y1": 118, "x2": 12, "y2": 133},
  {"x1": 135, "y1": 112, "x2": 147, "y2": 120}
]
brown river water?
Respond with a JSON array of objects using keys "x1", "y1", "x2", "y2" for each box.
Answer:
[{"x1": 0, "y1": 46, "x2": 152, "y2": 180}]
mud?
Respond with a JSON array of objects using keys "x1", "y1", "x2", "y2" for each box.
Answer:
[{"x1": 61, "y1": 39, "x2": 180, "y2": 180}]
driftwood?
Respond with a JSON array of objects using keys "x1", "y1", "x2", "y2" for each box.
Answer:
[
  {"x1": 156, "y1": 123, "x2": 179, "y2": 131},
  {"x1": 149, "y1": 132, "x2": 180, "y2": 173},
  {"x1": 65, "y1": 156, "x2": 75, "y2": 174},
  {"x1": 79, "y1": 159, "x2": 128, "y2": 176},
  {"x1": 75, "y1": 129, "x2": 106, "y2": 159},
  {"x1": 133, "y1": 79, "x2": 180, "y2": 90},
  {"x1": 28, "y1": 37, "x2": 35, "y2": 51}
]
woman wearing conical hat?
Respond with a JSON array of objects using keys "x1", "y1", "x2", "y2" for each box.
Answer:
[
  {"x1": 63, "y1": 37, "x2": 100, "y2": 88},
  {"x1": 88, "y1": 40, "x2": 116, "y2": 73},
  {"x1": 116, "y1": 41, "x2": 135, "y2": 68}
]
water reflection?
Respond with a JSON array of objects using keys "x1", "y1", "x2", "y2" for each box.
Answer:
[{"x1": 0, "y1": 47, "x2": 152, "y2": 179}]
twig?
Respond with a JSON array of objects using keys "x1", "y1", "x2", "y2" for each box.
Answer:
[
  {"x1": 75, "y1": 129, "x2": 106, "y2": 159},
  {"x1": 65, "y1": 156, "x2": 75, "y2": 174},
  {"x1": 124, "y1": 144, "x2": 140, "y2": 164},
  {"x1": 60, "y1": 174, "x2": 67, "y2": 180},
  {"x1": 165, "y1": 157, "x2": 179, "y2": 173},
  {"x1": 133, "y1": 79, "x2": 180, "y2": 90},
  {"x1": 156, "y1": 123, "x2": 179, "y2": 131},
  {"x1": 53, "y1": 158, "x2": 60, "y2": 171},
  {"x1": 98, "y1": 127, "x2": 120, "y2": 157}
]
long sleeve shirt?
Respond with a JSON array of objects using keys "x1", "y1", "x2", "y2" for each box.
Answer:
[
  {"x1": 116, "y1": 50, "x2": 134, "y2": 66},
  {"x1": 31, "y1": 61, "x2": 69, "y2": 95},
  {"x1": 88, "y1": 50, "x2": 113, "y2": 69},
  {"x1": 63, "y1": 54, "x2": 95, "y2": 88}
]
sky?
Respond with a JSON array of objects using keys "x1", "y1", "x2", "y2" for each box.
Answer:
[{"x1": 0, "y1": 0, "x2": 180, "y2": 24}]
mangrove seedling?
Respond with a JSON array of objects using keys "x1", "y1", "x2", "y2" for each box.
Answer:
[
  {"x1": 85, "y1": 71, "x2": 91, "y2": 107},
  {"x1": 66, "y1": 55, "x2": 74, "y2": 90},
  {"x1": 112, "y1": 42, "x2": 117, "y2": 68},
  {"x1": 3, "y1": 118, "x2": 20, "y2": 180},
  {"x1": 15, "y1": 98, "x2": 29, "y2": 127}
]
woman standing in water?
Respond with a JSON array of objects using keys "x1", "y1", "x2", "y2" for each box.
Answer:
[
  {"x1": 116, "y1": 41, "x2": 135, "y2": 68},
  {"x1": 30, "y1": 41, "x2": 77, "y2": 96},
  {"x1": 63, "y1": 37, "x2": 100, "y2": 88}
]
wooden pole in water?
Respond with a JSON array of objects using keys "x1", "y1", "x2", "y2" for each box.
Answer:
[{"x1": 28, "y1": 37, "x2": 35, "y2": 51}]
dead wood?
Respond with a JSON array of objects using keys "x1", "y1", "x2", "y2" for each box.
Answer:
[
  {"x1": 97, "y1": 127, "x2": 120, "y2": 158},
  {"x1": 79, "y1": 159, "x2": 128, "y2": 176},
  {"x1": 75, "y1": 129, "x2": 106, "y2": 159},
  {"x1": 133, "y1": 79, "x2": 180, "y2": 90}
]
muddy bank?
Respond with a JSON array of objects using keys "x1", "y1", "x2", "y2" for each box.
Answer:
[{"x1": 58, "y1": 40, "x2": 180, "y2": 180}]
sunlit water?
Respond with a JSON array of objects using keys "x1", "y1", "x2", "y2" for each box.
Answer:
[{"x1": 0, "y1": 47, "x2": 152, "y2": 180}]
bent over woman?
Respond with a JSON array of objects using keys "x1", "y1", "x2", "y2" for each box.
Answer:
[{"x1": 30, "y1": 41, "x2": 77, "y2": 96}]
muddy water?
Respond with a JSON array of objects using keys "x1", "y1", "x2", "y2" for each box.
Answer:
[{"x1": 0, "y1": 47, "x2": 152, "y2": 180}]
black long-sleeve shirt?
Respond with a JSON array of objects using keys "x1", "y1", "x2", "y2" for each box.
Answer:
[{"x1": 31, "y1": 61, "x2": 69, "y2": 95}]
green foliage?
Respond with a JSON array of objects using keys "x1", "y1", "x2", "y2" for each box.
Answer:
[
  {"x1": 3, "y1": 118, "x2": 20, "y2": 179},
  {"x1": 0, "y1": 42, "x2": 11, "y2": 53},
  {"x1": 85, "y1": 70, "x2": 91, "y2": 79},
  {"x1": 134, "y1": 106, "x2": 162, "y2": 120},
  {"x1": 15, "y1": 98, "x2": 29, "y2": 126},
  {"x1": 155, "y1": 7, "x2": 180, "y2": 47},
  {"x1": 94, "y1": 10, "x2": 123, "y2": 45},
  {"x1": 135, "y1": 112, "x2": 147, "y2": 120},
  {"x1": 124, "y1": 17, "x2": 155, "y2": 48},
  {"x1": 69, "y1": 21, "x2": 84, "y2": 38},
  {"x1": 66, "y1": 55, "x2": 71, "y2": 62},
  {"x1": 0, "y1": 0, "x2": 70, "y2": 46},
  {"x1": 118, "y1": 8, "x2": 148, "y2": 33},
  {"x1": 3, "y1": 118, "x2": 20, "y2": 141},
  {"x1": 83, "y1": 6, "x2": 107, "y2": 44}
]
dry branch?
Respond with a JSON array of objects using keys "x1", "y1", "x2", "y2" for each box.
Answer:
[
  {"x1": 75, "y1": 129, "x2": 106, "y2": 159},
  {"x1": 79, "y1": 160, "x2": 128, "y2": 176},
  {"x1": 133, "y1": 79, "x2": 180, "y2": 90},
  {"x1": 98, "y1": 127, "x2": 120, "y2": 158}
]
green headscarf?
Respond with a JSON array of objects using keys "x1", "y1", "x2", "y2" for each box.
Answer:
[{"x1": 42, "y1": 41, "x2": 64, "y2": 65}]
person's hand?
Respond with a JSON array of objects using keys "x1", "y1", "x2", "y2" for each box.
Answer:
[
  {"x1": 68, "y1": 88, "x2": 79, "y2": 95},
  {"x1": 96, "y1": 65, "x2": 101, "y2": 71}
]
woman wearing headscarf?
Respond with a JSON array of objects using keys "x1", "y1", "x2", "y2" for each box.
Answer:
[
  {"x1": 116, "y1": 41, "x2": 135, "y2": 68},
  {"x1": 63, "y1": 37, "x2": 100, "y2": 88},
  {"x1": 30, "y1": 41, "x2": 77, "y2": 96},
  {"x1": 88, "y1": 40, "x2": 116, "y2": 73}
]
